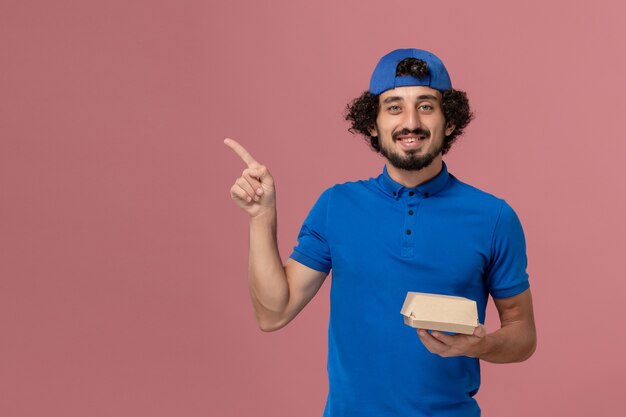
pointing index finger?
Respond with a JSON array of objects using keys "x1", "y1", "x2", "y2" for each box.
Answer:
[{"x1": 224, "y1": 138, "x2": 259, "y2": 167}]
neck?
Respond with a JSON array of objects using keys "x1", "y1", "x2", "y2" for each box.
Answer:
[{"x1": 385, "y1": 156, "x2": 443, "y2": 188}]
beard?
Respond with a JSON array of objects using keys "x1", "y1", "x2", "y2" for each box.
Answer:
[{"x1": 378, "y1": 128, "x2": 444, "y2": 171}]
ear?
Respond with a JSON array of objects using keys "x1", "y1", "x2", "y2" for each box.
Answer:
[
  {"x1": 445, "y1": 122, "x2": 455, "y2": 137},
  {"x1": 368, "y1": 125, "x2": 378, "y2": 137}
]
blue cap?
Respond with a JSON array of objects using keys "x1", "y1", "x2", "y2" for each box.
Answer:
[{"x1": 369, "y1": 48, "x2": 452, "y2": 95}]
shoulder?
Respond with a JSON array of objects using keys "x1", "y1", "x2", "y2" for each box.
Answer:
[
  {"x1": 447, "y1": 174, "x2": 502, "y2": 202},
  {"x1": 445, "y1": 174, "x2": 510, "y2": 212},
  {"x1": 321, "y1": 176, "x2": 380, "y2": 199},
  {"x1": 308, "y1": 177, "x2": 383, "y2": 217},
  {"x1": 441, "y1": 175, "x2": 525, "y2": 232},
  {"x1": 330, "y1": 176, "x2": 377, "y2": 191}
]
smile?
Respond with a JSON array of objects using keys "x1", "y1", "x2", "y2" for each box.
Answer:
[{"x1": 396, "y1": 135, "x2": 427, "y2": 143}]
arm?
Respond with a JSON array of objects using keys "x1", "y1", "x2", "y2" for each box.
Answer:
[
  {"x1": 225, "y1": 138, "x2": 327, "y2": 332},
  {"x1": 417, "y1": 289, "x2": 536, "y2": 363}
]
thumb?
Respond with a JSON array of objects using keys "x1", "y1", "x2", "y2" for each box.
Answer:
[
  {"x1": 473, "y1": 324, "x2": 487, "y2": 338},
  {"x1": 247, "y1": 165, "x2": 274, "y2": 186}
]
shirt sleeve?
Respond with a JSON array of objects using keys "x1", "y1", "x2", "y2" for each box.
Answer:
[
  {"x1": 486, "y1": 201, "x2": 530, "y2": 299},
  {"x1": 289, "y1": 188, "x2": 332, "y2": 274}
]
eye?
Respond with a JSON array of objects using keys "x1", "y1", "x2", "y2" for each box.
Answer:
[
  {"x1": 387, "y1": 105, "x2": 402, "y2": 114},
  {"x1": 418, "y1": 104, "x2": 434, "y2": 111}
]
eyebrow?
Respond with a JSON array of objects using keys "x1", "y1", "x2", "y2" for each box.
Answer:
[
  {"x1": 382, "y1": 96, "x2": 403, "y2": 104},
  {"x1": 382, "y1": 94, "x2": 440, "y2": 104}
]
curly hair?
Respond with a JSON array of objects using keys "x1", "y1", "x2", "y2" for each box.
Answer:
[{"x1": 344, "y1": 58, "x2": 473, "y2": 155}]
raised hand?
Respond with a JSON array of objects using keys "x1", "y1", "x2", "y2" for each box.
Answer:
[{"x1": 224, "y1": 138, "x2": 276, "y2": 218}]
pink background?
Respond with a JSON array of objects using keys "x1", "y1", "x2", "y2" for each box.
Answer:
[{"x1": 2, "y1": 1, "x2": 625, "y2": 416}]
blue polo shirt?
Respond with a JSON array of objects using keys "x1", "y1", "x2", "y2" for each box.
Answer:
[{"x1": 290, "y1": 163, "x2": 529, "y2": 417}]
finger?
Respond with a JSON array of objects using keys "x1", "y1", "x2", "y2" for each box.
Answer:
[
  {"x1": 417, "y1": 329, "x2": 447, "y2": 353},
  {"x1": 430, "y1": 330, "x2": 458, "y2": 346},
  {"x1": 224, "y1": 138, "x2": 260, "y2": 168},
  {"x1": 230, "y1": 184, "x2": 253, "y2": 203},
  {"x1": 234, "y1": 178, "x2": 256, "y2": 202},
  {"x1": 242, "y1": 169, "x2": 264, "y2": 196}
]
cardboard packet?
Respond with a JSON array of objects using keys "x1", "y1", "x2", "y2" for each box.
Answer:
[{"x1": 400, "y1": 292, "x2": 479, "y2": 335}]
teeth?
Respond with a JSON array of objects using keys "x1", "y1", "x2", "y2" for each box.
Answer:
[{"x1": 402, "y1": 138, "x2": 416, "y2": 143}]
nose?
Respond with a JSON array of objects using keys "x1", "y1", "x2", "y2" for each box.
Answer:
[{"x1": 402, "y1": 107, "x2": 421, "y2": 131}]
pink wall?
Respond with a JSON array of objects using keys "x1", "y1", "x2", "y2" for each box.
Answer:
[{"x1": 2, "y1": 1, "x2": 625, "y2": 416}]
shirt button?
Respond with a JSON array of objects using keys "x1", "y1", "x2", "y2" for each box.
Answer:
[
  {"x1": 424, "y1": 192, "x2": 429, "y2": 198},
  {"x1": 393, "y1": 191, "x2": 397, "y2": 196},
  {"x1": 408, "y1": 210, "x2": 414, "y2": 215},
  {"x1": 409, "y1": 191, "x2": 414, "y2": 196},
  {"x1": 406, "y1": 229, "x2": 412, "y2": 235}
]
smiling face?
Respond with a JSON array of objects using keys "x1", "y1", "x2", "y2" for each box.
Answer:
[{"x1": 370, "y1": 86, "x2": 455, "y2": 172}]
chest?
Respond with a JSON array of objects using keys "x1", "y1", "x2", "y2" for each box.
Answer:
[{"x1": 327, "y1": 197, "x2": 493, "y2": 297}]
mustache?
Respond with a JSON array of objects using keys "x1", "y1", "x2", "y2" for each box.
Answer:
[{"x1": 392, "y1": 128, "x2": 431, "y2": 140}]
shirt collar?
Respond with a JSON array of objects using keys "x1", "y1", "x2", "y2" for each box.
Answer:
[{"x1": 377, "y1": 162, "x2": 451, "y2": 199}]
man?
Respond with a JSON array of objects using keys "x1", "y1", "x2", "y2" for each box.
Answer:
[{"x1": 225, "y1": 48, "x2": 536, "y2": 417}]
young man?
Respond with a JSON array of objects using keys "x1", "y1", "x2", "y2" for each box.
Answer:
[{"x1": 225, "y1": 48, "x2": 536, "y2": 417}]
